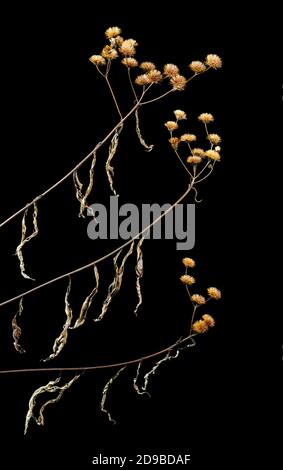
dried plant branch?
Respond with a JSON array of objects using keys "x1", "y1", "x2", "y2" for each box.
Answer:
[
  {"x1": 105, "y1": 123, "x2": 124, "y2": 195},
  {"x1": 133, "y1": 237, "x2": 145, "y2": 316},
  {"x1": 11, "y1": 297, "x2": 25, "y2": 354},
  {"x1": 135, "y1": 109, "x2": 154, "y2": 151},
  {"x1": 100, "y1": 366, "x2": 127, "y2": 424},
  {"x1": 70, "y1": 265, "x2": 99, "y2": 329},
  {"x1": 42, "y1": 277, "x2": 73, "y2": 362},
  {"x1": 15, "y1": 202, "x2": 39, "y2": 280},
  {"x1": 94, "y1": 241, "x2": 135, "y2": 322}
]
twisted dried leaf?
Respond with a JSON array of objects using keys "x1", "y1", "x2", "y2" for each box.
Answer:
[
  {"x1": 94, "y1": 241, "x2": 135, "y2": 322},
  {"x1": 133, "y1": 361, "x2": 150, "y2": 397},
  {"x1": 15, "y1": 201, "x2": 39, "y2": 280},
  {"x1": 73, "y1": 150, "x2": 97, "y2": 217},
  {"x1": 70, "y1": 265, "x2": 99, "y2": 329},
  {"x1": 134, "y1": 237, "x2": 145, "y2": 316},
  {"x1": 100, "y1": 366, "x2": 127, "y2": 424},
  {"x1": 11, "y1": 297, "x2": 25, "y2": 354},
  {"x1": 42, "y1": 277, "x2": 73, "y2": 362},
  {"x1": 135, "y1": 109, "x2": 154, "y2": 151},
  {"x1": 105, "y1": 124, "x2": 123, "y2": 195}
]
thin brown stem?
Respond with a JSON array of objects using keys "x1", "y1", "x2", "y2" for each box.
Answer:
[
  {"x1": 105, "y1": 75, "x2": 123, "y2": 119},
  {"x1": 140, "y1": 88, "x2": 174, "y2": 106}
]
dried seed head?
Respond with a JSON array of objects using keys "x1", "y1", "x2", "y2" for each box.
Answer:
[
  {"x1": 205, "y1": 54, "x2": 222, "y2": 69},
  {"x1": 187, "y1": 156, "x2": 202, "y2": 164},
  {"x1": 198, "y1": 113, "x2": 214, "y2": 123},
  {"x1": 182, "y1": 257, "x2": 195, "y2": 268},
  {"x1": 180, "y1": 133, "x2": 197, "y2": 142},
  {"x1": 202, "y1": 314, "x2": 215, "y2": 327},
  {"x1": 170, "y1": 74, "x2": 187, "y2": 91},
  {"x1": 140, "y1": 61, "x2": 156, "y2": 71},
  {"x1": 207, "y1": 287, "x2": 222, "y2": 300},
  {"x1": 205, "y1": 150, "x2": 221, "y2": 161},
  {"x1": 121, "y1": 57, "x2": 138, "y2": 68},
  {"x1": 135, "y1": 74, "x2": 151, "y2": 86},
  {"x1": 147, "y1": 69, "x2": 163, "y2": 83},
  {"x1": 189, "y1": 61, "x2": 206, "y2": 73},
  {"x1": 164, "y1": 63, "x2": 180, "y2": 77},
  {"x1": 191, "y1": 294, "x2": 206, "y2": 305},
  {"x1": 89, "y1": 55, "x2": 106, "y2": 66},
  {"x1": 192, "y1": 148, "x2": 206, "y2": 157},
  {"x1": 180, "y1": 274, "x2": 196, "y2": 285},
  {"x1": 101, "y1": 45, "x2": 118, "y2": 60},
  {"x1": 105, "y1": 26, "x2": 122, "y2": 39},
  {"x1": 115, "y1": 36, "x2": 124, "y2": 46},
  {"x1": 174, "y1": 110, "x2": 187, "y2": 120},
  {"x1": 192, "y1": 320, "x2": 209, "y2": 334},
  {"x1": 169, "y1": 137, "x2": 180, "y2": 148},
  {"x1": 208, "y1": 133, "x2": 221, "y2": 145},
  {"x1": 215, "y1": 145, "x2": 221, "y2": 152},
  {"x1": 164, "y1": 121, "x2": 178, "y2": 131},
  {"x1": 119, "y1": 39, "x2": 138, "y2": 56}
]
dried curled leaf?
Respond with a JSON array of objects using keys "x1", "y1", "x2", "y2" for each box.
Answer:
[
  {"x1": 12, "y1": 297, "x2": 26, "y2": 354},
  {"x1": 135, "y1": 109, "x2": 154, "y2": 152},
  {"x1": 100, "y1": 366, "x2": 127, "y2": 424},
  {"x1": 94, "y1": 241, "x2": 135, "y2": 322},
  {"x1": 105, "y1": 123, "x2": 123, "y2": 195},
  {"x1": 24, "y1": 374, "x2": 81, "y2": 434},
  {"x1": 73, "y1": 149, "x2": 97, "y2": 217},
  {"x1": 70, "y1": 265, "x2": 99, "y2": 329},
  {"x1": 134, "y1": 237, "x2": 145, "y2": 316},
  {"x1": 42, "y1": 278, "x2": 73, "y2": 362},
  {"x1": 15, "y1": 201, "x2": 39, "y2": 280}
]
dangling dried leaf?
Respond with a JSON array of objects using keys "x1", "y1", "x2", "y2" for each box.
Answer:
[
  {"x1": 133, "y1": 237, "x2": 145, "y2": 316},
  {"x1": 105, "y1": 124, "x2": 123, "y2": 195},
  {"x1": 94, "y1": 241, "x2": 135, "y2": 322},
  {"x1": 73, "y1": 149, "x2": 97, "y2": 217},
  {"x1": 70, "y1": 265, "x2": 99, "y2": 329},
  {"x1": 24, "y1": 374, "x2": 81, "y2": 434},
  {"x1": 11, "y1": 297, "x2": 26, "y2": 354},
  {"x1": 15, "y1": 201, "x2": 39, "y2": 280},
  {"x1": 133, "y1": 361, "x2": 150, "y2": 397},
  {"x1": 100, "y1": 366, "x2": 127, "y2": 424},
  {"x1": 135, "y1": 109, "x2": 154, "y2": 152},
  {"x1": 42, "y1": 277, "x2": 73, "y2": 362}
]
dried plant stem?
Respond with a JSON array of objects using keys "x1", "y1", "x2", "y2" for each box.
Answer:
[
  {"x1": 100, "y1": 366, "x2": 127, "y2": 424},
  {"x1": 11, "y1": 297, "x2": 25, "y2": 353},
  {"x1": 105, "y1": 75, "x2": 123, "y2": 119},
  {"x1": 15, "y1": 202, "x2": 39, "y2": 280},
  {"x1": 70, "y1": 265, "x2": 99, "y2": 329}
]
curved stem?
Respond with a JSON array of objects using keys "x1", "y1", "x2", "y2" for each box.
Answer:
[{"x1": 0, "y1": 333, "x2": 196, "y2": 375}]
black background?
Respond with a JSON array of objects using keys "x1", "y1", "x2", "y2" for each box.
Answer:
[{"x1": 0, "y1": 3, "x2": 281, "y2": 469}]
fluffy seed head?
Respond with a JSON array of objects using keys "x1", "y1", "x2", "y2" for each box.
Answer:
[
  {"x1": 205, "y1": 54, "x2": 222, "y2": 69},
  {"x1": 191, "y1": 294, "x2": 206, "y2": 305},
  {"x1": 202, "y1": 314, "x2": 215, "y2": 327},
  {"x1": 205, "y1": 150, "x2": 221, "y2": 161},
  {"x1": 180, "y1": 274, "x2": 195, "y2": 286},
  {"x1": 121, "y1": 57, "x2": 138, "y2": 68},
  {"x1": 181, "y1": 133, "x2": 197, "y2": 142},
  {"x1": 174, "y1": 110, "x2": 187, "y2": 120},
  {"x1": 192, "y1": 320, "x2": 209, "y2": 334},
  {"x1": 192, "y1": 148, "x2": 205, "y2": 157},
  {"x1": 189, "y1": 61, "x2": 206, "y2": 73},
  {"x1": 147, "y1": 69, "x2": 163, "y2": 83},
  {"x1": 207, "y1": 287, "x2": 222, "y2": 299},
  {"x1": 208, "y1": 133, "x2": 221, "y2": 145},
  {"x1": 164, "y1": 121, "x2": 178, "y2": 131},
  {"x1": 101, "y1": 46, "x2": 118, "y2": 60},
  {"x1": 135, "y1": 74, "x2": 151, "y2": 86},
  {"x1": 105, "y1": 26, "x2": 122, "y2": 39},
  {"x1": 182, "y1": 257, "x2": 195, "y2": 268},
  {"x1": 89, "y1": 55, "x2": 106, "y2": 66},
  {"x1": 187, "y1": 156, "x2": 202, "y2": 164},
  {"x1": 119, "y1": 39, "x2": 138, "y2": 56},
  {"x1": 198, "y1": 113, "x2": 214, "y2": 123},
  {"x1": 140, "y1": 61, "x2": 156, "y2": 71},
  {"x1": 169, "y1": 137, "x2": 180, "y2": 148},
  {"x1": 170, "y1": 74, "x2": 187, "y2": 91},
  {"x1": 215, "y1": 145, "x2": 221, "y2": 152}
]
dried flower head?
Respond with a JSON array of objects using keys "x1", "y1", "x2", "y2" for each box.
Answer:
[
  {"x1": 180, "y1": 274, "x2": 195, "y2": 286},
  {"x1": 163, "y1": 63, "x2": 180, "y2": 77},
  {"x1": 191, "y1": 294, "x2": 206, "y2": 305},
  {"x1": 101, "y1": 46, "x2": 118, "y2": 60},
  {"x1": 135, "y1": 74, "x2": 151, "y2": 86},
  {"x1": 192, "y1": 148, "x2": 205, "y2": 157},
  {"x1": 207, "y1": 287, "x2": 221, "y2": 300},
  {"x1": 89, "y1": 55, "x2": 106, "y2": 66},
  {"x1": 105, "y1": 26, "x2": 122, "y2": 39},
  {"x1": 169, "y1": 137, "x2": 180, "y2": 148},
  {"x1": 180, "y1": 133, "x2": 197, "y2": 142},
  {"x1": 115, "y1": 36, "x2": 124, "y2": 46},
  {"x1": 164, "y1": 121, "x2": 178, "y2": 131},
  {"x1": 202, "y1": 314, "x2": 215, "y2": 328},
  {"x1": 174, "y1": 110, "x2": 187, "y2": 120},
  {"x1": 205, "y1": 150, "x2": 221, "y2": 161},
  {"x1": 215, "y1": 145, "x2": 221, "y2": 152},
  {"x1": 208, "y1": 133, "x2": 221, "y2": 145},
  {"x1": 205, "y1": 54, "x2": 222, "y2": 69},
  {"x1": 119, "y1": 39, "x2": 138, "y2": 56},
  {"x1": 140, "y1": 61, "x2": 156, "y2": 71},
  {"x1": 192, "y1": 320, "x2": 209, "y2": 334},
  {"x1": 187, "y1": 156, "x2": 202, "y2": 164},
  {"x1": 147, "y1": 69, "x2": 163, "y2": 83},
  {"x1": 198, "y1": 113, "x2": 214, "y2": 123},
  {"x1": 182, "y1": 257, "x2": 195, "y2": 268},
  {"x1": 189, "y1": 61, "x2": 206, "y2": 73},
  {"x1": 121, "y1": 57, "x2": 138, "y2": 68},
  {"x1": 170, "y1": 74, "x2": 187, "y2": 91}
]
